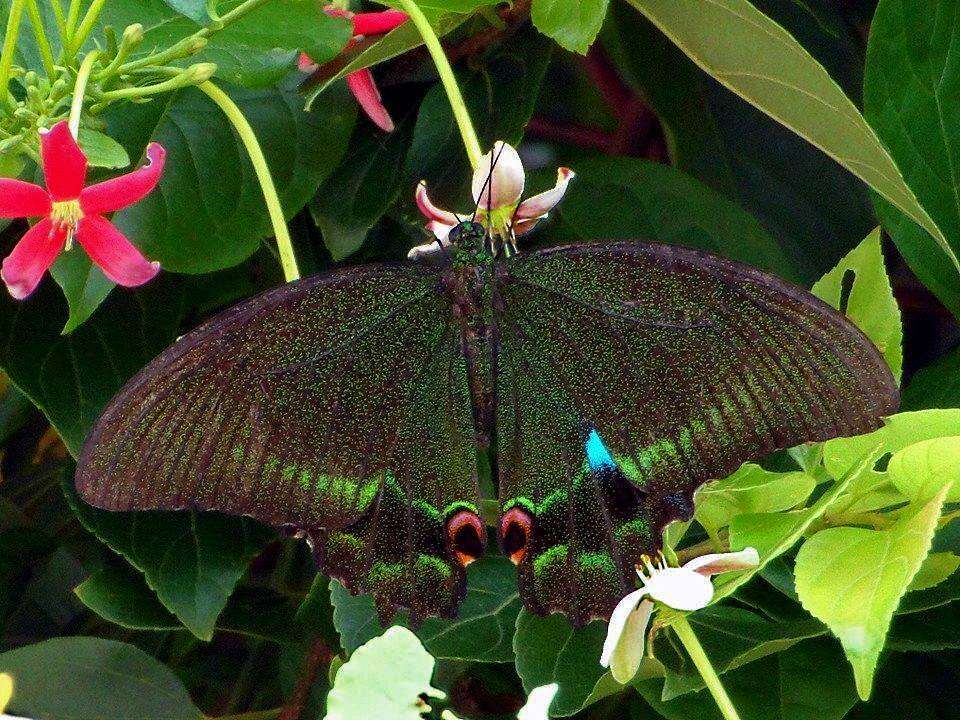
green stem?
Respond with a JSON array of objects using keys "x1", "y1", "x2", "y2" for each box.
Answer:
[
  {"x1": 98, "y1": 64, "x2": 213, "y2": 100},
  {"x1": 0, "y1": 0, "x2": 27, "y2": 104},
  {"x1": 197, "y1": 0, "x2": 273, "y2": 37},
  {"x1": 673, "y1": 616, "x2": 742, "y2": 720},
  {"x1": 198, "y1": 81, "x2": 299, "y2": 282},
  {"x1": 68, "y1": 50, "x2": 98, "y2": 137},
  {"x1": 396, "y1": 0, "x2": 483, "y2": 169},
  {"x1": 69, "y1": 0, "x2": 108, "y2": 57},
  {"x1": 119, "y1": 0, "x2": 274, "y2": 74},
  {"x1": 25, "y1": 0, "x2": 57, "y2": 78}
]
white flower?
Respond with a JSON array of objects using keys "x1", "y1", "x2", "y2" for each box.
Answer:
[
  {"x1": 410, "y1": 140, "x2": 574, "y2": 258},
  {"x1": 516, "y1": 683, "x2": 559, "y2": 720},
  {"x1": 600, "y1": 548, "x2": 760, "y2": 684}
]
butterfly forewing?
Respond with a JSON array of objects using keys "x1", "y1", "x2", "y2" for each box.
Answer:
[
  {"x1": 76, "y1": 263, "x2": 482, "y2": 622},
  {"x1": 494, "y1": 242, "x2": 898, "y2": 623}
]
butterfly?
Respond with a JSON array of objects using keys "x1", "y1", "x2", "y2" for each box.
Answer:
[{"x1": 75, "y1": 222, "x2": 898, "y2": 626}]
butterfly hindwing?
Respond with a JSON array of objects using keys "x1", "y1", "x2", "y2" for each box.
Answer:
[
  {"x1": 76, "y1": 264, "x2": 483, "y2": 622},
  {"x1": 494, "y1": 242, "x2": 898, "y2": 623}
]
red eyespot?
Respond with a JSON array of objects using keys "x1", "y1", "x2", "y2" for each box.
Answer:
[
  {"x1": 498, "y1": 507, "x2": 532, "y2": 565},
  {"x1": 446, "y1": 510, "x2": 486, "y2": 567}
]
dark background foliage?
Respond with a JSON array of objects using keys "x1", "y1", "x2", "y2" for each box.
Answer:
[{"x1": 0, "y1": 0, "x2": 959, "y2": 718}]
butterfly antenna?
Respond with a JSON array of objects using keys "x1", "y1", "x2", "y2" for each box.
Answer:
[{"x1": 471, "y1": 141, "x2": 507, "y2": 223}]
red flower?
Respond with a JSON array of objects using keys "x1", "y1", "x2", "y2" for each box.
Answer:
[
  {"x1": 300, "y1": 7, "x2": 409, "y2": 132},
  {"x1": 0, "y1": 121, "x2": 164, "y2": 300}
]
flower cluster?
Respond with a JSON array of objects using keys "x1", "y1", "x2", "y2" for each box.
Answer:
[
  {"x1": 0, "y1": 121, "x2": 164, "y2": 300},
  {"x1": 411, "y1": 140, "x2": 575, "y2": 258},
  {"x1": 300, "y1": 6, "x2": 408, "y2": 132}
]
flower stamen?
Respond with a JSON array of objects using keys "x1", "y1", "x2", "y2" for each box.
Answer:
[{"x1": 49, "y1": 199, "x2": 84, "y2": 250}]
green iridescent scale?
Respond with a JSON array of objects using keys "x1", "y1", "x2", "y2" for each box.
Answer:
[{"x1": 76, "y1": 231, "x2": 898, "y2": 624}]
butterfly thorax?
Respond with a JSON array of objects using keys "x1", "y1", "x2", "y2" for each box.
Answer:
[{"x1": 441, "y1": 223, "x2": 498, "y2": 448}]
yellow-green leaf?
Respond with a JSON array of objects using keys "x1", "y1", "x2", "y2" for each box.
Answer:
[
  {"x1": 887, "y1": 436, "x2": 960, "y2": 504},
  {"x1": 812, "y1": 228, "x2": 903, "y2": 383},
  {"x1": 795, "y1": 485, "x2": 950, "y2": 700}
]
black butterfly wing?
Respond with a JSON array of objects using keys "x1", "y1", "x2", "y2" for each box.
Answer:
[
  {"x1": 493, "y1": 242, "x2": 898, "y2": 624},
  {"x1": 76, "y1": 264, "x2": 483, "y2": 622}
]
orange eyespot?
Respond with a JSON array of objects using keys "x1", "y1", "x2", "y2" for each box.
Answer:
[
  {"x1": 446, "y1": 510, "x2": 486, "y2": 567},
  {"x1": 498, "y1": 507, "x2": 532, "y2": 565}
]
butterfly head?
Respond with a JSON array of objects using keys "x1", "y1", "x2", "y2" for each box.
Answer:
[{"x1": 448, "y1": 221, "x2": 493, "y2": 265}]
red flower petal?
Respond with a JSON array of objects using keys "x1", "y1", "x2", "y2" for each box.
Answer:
[
  {"x1": 351, "y1": 9, "x2": 407, "y2": 36},
  {"x1": 0, "y1": 218, "x2": 66, "y2": 299},
  {"x1": 415, "y1": 181, "x2": 460, "y2": 226},
  {"x1": 39, "y1": 121, "x2": 88, "y2": 201},
  {"x1": 346, "y1": 70, "x2": 395, "y2": 132},
  {"x1": 298, "y1": 52, "x2": 319, "y2": 73},
  {"x1": 76, "y1": 215, "x2": 160, "y2": 287},
  {"x1": 80, "y1": 144, "x2": 166, "y2": 215},
  {"x1": 0, "y1": 179, "x2": 51, "y2": 218}
]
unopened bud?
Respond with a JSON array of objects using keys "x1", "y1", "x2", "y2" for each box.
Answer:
[
  {"x1": 22, "y1": 70, "x2": 37, "y2": 86},
  {"x1": 122, "y1": 23, "x2": 145, "y2": 46},
  {"x1": 187, "y1": 62, "x2": 217, "y2": 83}
]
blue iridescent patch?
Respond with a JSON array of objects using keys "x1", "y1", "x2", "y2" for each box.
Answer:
[{"x1": 585, "y1": 429, "x2": 615, "y2": 471}]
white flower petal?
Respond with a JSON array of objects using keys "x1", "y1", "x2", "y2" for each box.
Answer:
[
  {"x1": 415, "y1": 181, "x2": 460, "y2": 226},
  {"x1": 514, "y1": 167, "x2": 575, "y2": 220},
  {"x1": 407, "y1": 237, "x2": 448, "y2": 259},
  {"x1": 600, "y1": 588, "x2": 647, "y2": 668},
  {"x1": 609, "y1": 598, "x2": 654, "y2": 684},
  {"x1": 644, "y1": 567, "x2": 714, "y2": 611},
  {"x1": 471, "y1": 141, "x2": 524, "y2": 209},
  {"x1": 683, "y1": 548, "x2": 760, "y2": 577},
  {"x1": 511, "y1": 216, "x2": 542, "y2": 237},
  {"x1": 517, "y1": 683, "x2": 559, "y2": 720}
]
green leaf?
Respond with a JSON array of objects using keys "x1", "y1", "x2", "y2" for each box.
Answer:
[
  {"x1": 887, "y1": 602, "x2": 960, "y2": 651},
  {"x1": 162, "y1": 0, "x2": 209, "y2": 23},
  {"x1": 902, "y1": 347, "x2": 960, "y2": 410},
  {"x1": 623, "y1": 0, "x2": 957, "y2": 286},
  {"x1": 78, "y1": 129, "x2": 131, "y2": 170},
  {"x1": 554, "y1": 157, "x2": 798, "y2": 280},
  {"x1": 812, "y1": 228, "x2": 903, "y2": 383},
  {"x1": 864, "y1": 0, "x2": 960, "y2": 318},
  {"x1": 513, "y1": 610, "x2": 614, "y2": 716},
  {"x1": 719, "y1": 447, "x2": 882, "y2": 602},
  {"x1": 658, "y1": 606, "x2": 825, "y2": 699},
  {"x1": 48, "y1": 252, "x2": 114, "y2": 335},
  {"x1": 312, "y1": 118, "x2": 409, "y2": 260},
  {"x1": 794, "y1": 485, "x2": 950, "y2": 699},
  {"x1": 75, "y1": 564, "x2": 181, "y2": 631},
  {"x1": 0, "y1": 274, "x2": 185, "y2": 454},
  {"x1": 99, "y1": 0, "x2": 352, "y2": 88},
  {"x1": 0, "y1": 637, "x2": 203, "y2": 719},
  {"x1": 887, "y1": 437, "x2": 960, "y2": 504},
  {"x1": 331, "y1": 556, "x2": 521, "y2": 662},
  {"x1": 822, "y1": 409, "x2": 960, "y2": 481},
  {"x1": 531, "y1": 0, "x2": 609, "y2": 54},
  {"x1": 694, "y1": 463, "x2": 816, "y2": 536},
  {"x1": 324, "y1": 627, "x2": 442, "y2": 720},
  {"x1": 105, "y1": 79, "x2": 355, "y2": 274},
  {"x1": 65, "y1": 470, "x2": 273, "y2": 641},
  {"x1": 602, "y1": 1, "x2": 876, "y2": 284},
  {"x1": 634, "y1": 637, "x2": 858, "y2": 720},
  {"x1": 906, "y1": 552, "x2": 960, "y2": 593}
]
